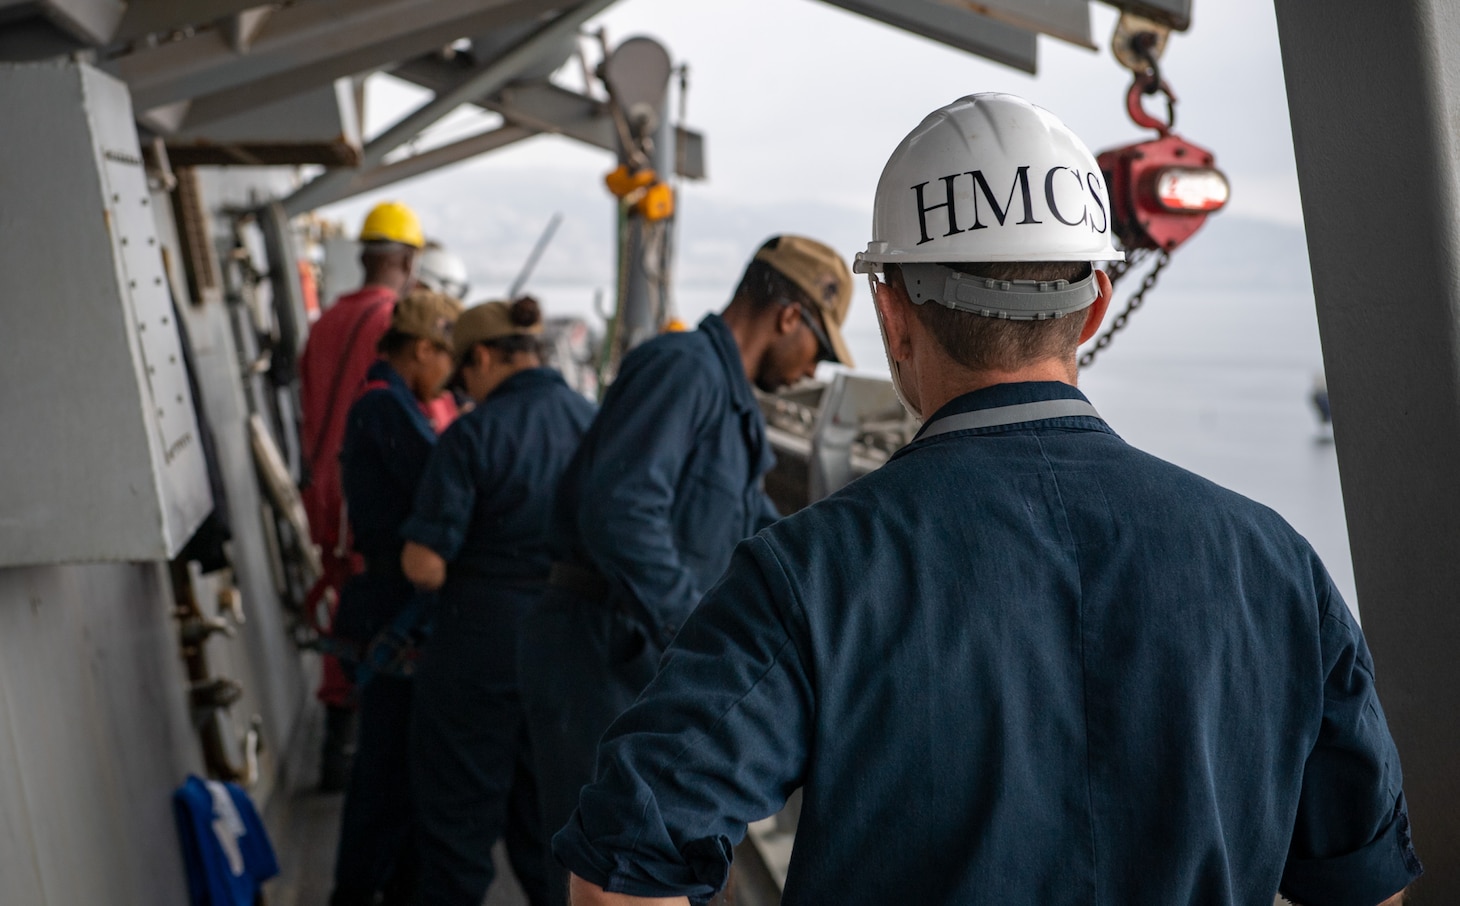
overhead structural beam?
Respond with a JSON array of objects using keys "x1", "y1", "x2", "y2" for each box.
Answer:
[
  {"x1": 40, "y1": 0, "x2": 126, "y2": 44},
  {"x1": 390, "y1": 61, "x2": 707, "y2": 178},
  {"x1": 815, "y1": 0, "x2": 1037, "y2": 74},
  {"x1": 112, "y1": 0, "x2": 270, "y2": 44},
  {"x1": 169, "y1": 0, "x2": 549, "y2": 130},
  {"x1": 1102, "y1": 0, "x2": 1190, "y2": 32},
  {"x1": 938, "y1": 0, "x2": 1094, "y2": 49},
  {"x1": 357, "y1": 0, "x2": 615, "y2": 173},
  {"x1": 281, "y1": 0, "x2": 616, "y2": 216},
  {"x1": 222, "y1": 7, "x2": 273, "y2": 54},
  {"x1": 282, "y1": 124, "x2": 537, "y2": 213},
  {"x1": 1273, "y1": 0, "x2": 1460, "y2": 899},
  {"x1": 106, "y1": 0, "x2": 547, "y2": 111}
]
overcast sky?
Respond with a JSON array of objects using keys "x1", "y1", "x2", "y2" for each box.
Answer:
[{"x1": 333, "y1": 0, "x2": 1304, "y2": 234}]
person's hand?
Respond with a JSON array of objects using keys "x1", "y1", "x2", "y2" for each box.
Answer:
[
  {"x1": 568, "y1": 873, "x2": 688, "y2": 906},
  {"x1": 401, "y1": 541, "x2": 446, "y2": 590}
]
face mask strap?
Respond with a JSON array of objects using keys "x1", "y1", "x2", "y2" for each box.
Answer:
[{"x1": 867, "y1": 269, "x2": 924, "y2": 422}]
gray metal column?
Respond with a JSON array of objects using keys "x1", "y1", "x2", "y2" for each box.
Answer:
[
  {"x1": 601, "y1": 36, "x2": 676, "y2": 358},
  {"x1": 1274, "y1": 1, "x2": 1460, "y2": 897},
  {"x1": 619, "y1": 100, "x2": 677, "y2": 351}
]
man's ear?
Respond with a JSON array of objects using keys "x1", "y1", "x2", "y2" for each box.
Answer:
[
  {"x1": 1078, "y1": 269, "x2": 1114, "y2": 345},
  {"x1": 873, "y1": 280, "x2": 913, "y2": 363},
  {"x1": 776, "y1": 300, "x2": 801, "y2": 336}
]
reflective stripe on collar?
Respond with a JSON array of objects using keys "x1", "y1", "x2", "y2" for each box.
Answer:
[{"x1": 916, "y1": 398, "x2": 1101, "y2": 442}]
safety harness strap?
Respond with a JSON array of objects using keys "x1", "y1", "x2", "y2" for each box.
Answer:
[{"x1": 916, "y1": 398, "x2": 1101, "y2": 442}]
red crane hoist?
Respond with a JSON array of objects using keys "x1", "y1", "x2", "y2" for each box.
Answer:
[
  {"x1": 1080, "y1": 28, "x2": 1230, "y2": 368},
  {"x1": 1098, "y1": 70, "x2": 1230, "y2": 253}
]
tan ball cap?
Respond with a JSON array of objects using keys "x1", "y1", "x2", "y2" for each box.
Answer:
[
  {"x1": 754, "y1": 235, "x2": 855, "y2": 367},
  {"x1": 453, "y1": 299, "x2": 545, "y2": 363},
  {"x1": 391, "y1": 288, "x2": 463, "y2": 348}
]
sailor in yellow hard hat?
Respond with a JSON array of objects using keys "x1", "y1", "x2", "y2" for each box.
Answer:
[
  {"x1": 358, "y1": 200, "x2": 426, "y2": 249},
  {"x1": 298, "y1": 198, "x2": 442, "y2": 794}
]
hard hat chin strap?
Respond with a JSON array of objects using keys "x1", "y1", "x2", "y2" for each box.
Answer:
[{"x1": 899, "y1": 263, "x2": 1098, "y2": 321}]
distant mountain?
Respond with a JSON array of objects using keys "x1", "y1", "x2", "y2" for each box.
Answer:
[{"x1": 340, "y1": 165, "x2": 1313, "y2": 296}]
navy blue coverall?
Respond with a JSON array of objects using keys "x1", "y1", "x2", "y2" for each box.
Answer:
[
  {"x1": 520, "y1": 313, "x2": 778, "y2": 905},
  {"x1": 332, "y1": 360, "x2": 440, "y2": 906},
  {"x1": 401, "y1": 367, "x2": 596, "y2": 906},
  {"x1": 555, "y1": 381, "x2": 1422, "y2": 906}
]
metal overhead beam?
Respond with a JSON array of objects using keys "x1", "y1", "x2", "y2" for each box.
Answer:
[
  {"x1": 391, "y1": 57, "x2": 617, "y2": 149},
  {"x1": 1103, "y1": 0, "x2": 1190, "y2": 32},
  {"x1": 38, "y1": 0, "x2": 124, "y2": 44},
  {"x1": 112, "y1": 0, "x2": 270, "y2": 44},
  {"x1": 282, "y1": 0, "x2": 614, "y2": 215},
  {"x1": 221, "y1": 7, "x2": 272, "y2": 55},
  {"x1": 106, "y1": 0, "x2": 550, "y2": 111},
  {"x1": 480, "y1": 79, "x2": 615, "y2": 149},
  {"x1": 817, "y1": 0, "x2": 1038, "y2": 74},
  {"x1": 390, "y1": 60, "x2": 705, "y2": 178},
  {"x1": 283, "y1": 123, "x2": 537, "y2": 212},
  {"x1": 146, "y1": 0, "x2": 551, "y2": 132},
  {"x1": 166, "y1": 78, "x2": 362, "y2": 166},
  {"x1": 938, "y1": 0, "x2": 1094, "y2": 49}
]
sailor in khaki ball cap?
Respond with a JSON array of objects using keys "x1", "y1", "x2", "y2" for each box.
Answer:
[{"x1": 517, "y1": 234, "x2": 854, "y2": 906}]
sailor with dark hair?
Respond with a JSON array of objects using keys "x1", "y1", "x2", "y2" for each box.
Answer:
[
  {"x1": 559, "y1": 95, "x2": 1421, "y2": 906},
  {"x1": 519, "y1": 235, "x2": 855, "y2": 906},
  {"x1": 329, "y1": 287, "x2": 462, "y2": 906},
  {"x1": 400, "y1": 296, "x2": 597, "y2": 906}
]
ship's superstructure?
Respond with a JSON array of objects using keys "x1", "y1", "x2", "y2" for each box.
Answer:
[{"x1": 0, "y1": 1, "x2": 1454, "y2": 903}]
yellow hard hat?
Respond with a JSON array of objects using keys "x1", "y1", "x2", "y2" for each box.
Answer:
[{"x1": 359, "y1": 201, "x2": 424, "y2": 249}]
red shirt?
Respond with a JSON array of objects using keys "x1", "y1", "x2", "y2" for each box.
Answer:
[
  {"x1": 298, "y1": 286, "x2": 461, "y2": 554},
  {"x1": 300, "y1": 286, "x2": 397, "y2": 555}
]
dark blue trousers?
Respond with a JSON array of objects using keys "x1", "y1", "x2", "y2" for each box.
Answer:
[
  {"x1": 518, "y1": 588, "x2": 662, "y2": 906},
  {"x1": 331, "y1": 572, "x2": 420, "y2": 906},
  {"x1": 330, "y1": 673, "x2": 417, "y2": 905},
  {"x1": 412, "y1": 581, "x2": 551, "y2": 906}
]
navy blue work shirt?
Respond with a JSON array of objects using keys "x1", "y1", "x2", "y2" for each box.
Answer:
[
  {"x1": 550, "y1": 314, "x2": 778, "y2": 643},
  {"x1": 555, "y1": 381, "x2": 1421, "y2": 905},
  {"x1": 402, "y1": 368, "x2": 596, "y2": 581},
  {"x1": 339, "y1": 360, "x2": 439, "y2": 569}
]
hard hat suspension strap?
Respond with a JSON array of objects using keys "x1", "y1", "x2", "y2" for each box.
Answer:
[{"x1": 900, "y1": 263, "x2": 1098, "y2": 321}]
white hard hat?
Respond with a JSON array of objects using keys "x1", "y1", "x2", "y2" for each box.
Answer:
[
  {"x1": 856, "y1": 94, "x2": 1122, "y2": 320},
  {"x1": 415, "y1": 246, "x2": 470, "y2": 299}
]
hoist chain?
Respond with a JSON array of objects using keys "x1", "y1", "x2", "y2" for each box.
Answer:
[{"x1": 1078, "y1": 248, "x2": 1171, "y2": 370}]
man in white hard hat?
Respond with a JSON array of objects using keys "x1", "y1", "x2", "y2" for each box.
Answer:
[
  {"x1": 554, "y1": 95, "x2": 1420, "y2": 906},
  {"x1": 415, "y1": 243, "x2": 471, "y2": 300}
]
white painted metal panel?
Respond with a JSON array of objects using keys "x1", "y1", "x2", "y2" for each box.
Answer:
[{"x1": 0, "y1": 60, "x2": 210, "y2": 565}]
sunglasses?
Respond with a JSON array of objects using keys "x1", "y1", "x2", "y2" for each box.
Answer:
[{"x1": 786, "y1": 300, "x2": 836, "y2": 363}]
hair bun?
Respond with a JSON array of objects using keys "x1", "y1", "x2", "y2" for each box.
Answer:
[{"x1": 509, "y1": 295, "x2": 542, "y2": 328}]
